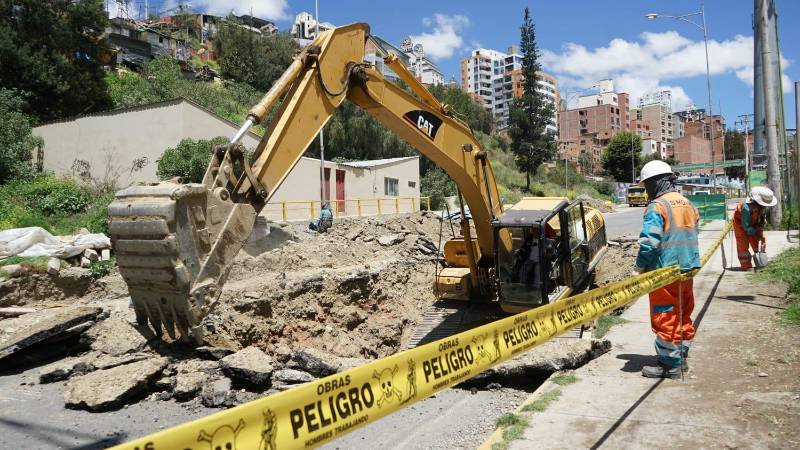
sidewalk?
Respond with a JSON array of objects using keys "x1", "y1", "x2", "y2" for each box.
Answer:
[{"x1": 497, "y1": 224, "x2": 799, "y2": 449}]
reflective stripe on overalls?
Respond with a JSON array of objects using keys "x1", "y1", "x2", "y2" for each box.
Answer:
[{"x1": 649, "y1": 192, "x2": 699, "y2": 367}]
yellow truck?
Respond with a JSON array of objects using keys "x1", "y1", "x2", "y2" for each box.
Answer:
[{"x1": 626, "y1": 185, "x2": 648, "y2": 207}]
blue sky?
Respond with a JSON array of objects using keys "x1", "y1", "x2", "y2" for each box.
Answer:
[{"x1": 131, "y1": 0, "x2": 799, "y2": 129}]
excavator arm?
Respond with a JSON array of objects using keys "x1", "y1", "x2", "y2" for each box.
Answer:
[{"x1": 109, "y1": 23, "x2": 503, "y2": 343}]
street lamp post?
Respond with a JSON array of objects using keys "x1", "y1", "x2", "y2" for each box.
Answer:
[
  {"x1": 631, "y1": 133, "x2": 637, "y2": 183},
  {"x1": 646, "y1": 4, "x2": 721, "y2": 190}
]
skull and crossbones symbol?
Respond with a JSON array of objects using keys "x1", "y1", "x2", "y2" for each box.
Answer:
[
  {"x1": 373, "y1": 365, "x2": 402, "y2": 407},
  {"x1": 197, "y1": 419, "x2": 245, "y2": 450}
]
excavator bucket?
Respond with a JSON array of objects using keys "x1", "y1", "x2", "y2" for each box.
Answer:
[{"x1": 109, "y1": 182, "x2": 256, "y2": 344}]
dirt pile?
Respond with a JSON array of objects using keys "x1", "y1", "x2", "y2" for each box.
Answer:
[
  {"x1": 596, "y1": 237, "x2": 639, "y2": 286},
  {"x1": 576, "y1": 194, "x2": 615, "y2": 213}
]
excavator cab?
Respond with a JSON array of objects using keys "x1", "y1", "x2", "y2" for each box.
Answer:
[{"x1": 493, "y1": 198, "x2": 606, "y2": 313}]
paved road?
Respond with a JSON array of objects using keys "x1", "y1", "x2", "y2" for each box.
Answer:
[{"x1": 603, "y1": 205, "x2": 645, "y2": 238}]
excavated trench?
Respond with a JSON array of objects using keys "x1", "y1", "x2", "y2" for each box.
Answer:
[{"x1": 0, "y1": 212, "x2": 637, "y2": 448}]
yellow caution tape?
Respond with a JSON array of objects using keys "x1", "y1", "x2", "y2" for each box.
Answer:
[{"x1": 112, "y1": 223, "x2": 732, "y2": 450}]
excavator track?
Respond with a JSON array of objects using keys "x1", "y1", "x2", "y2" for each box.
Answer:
[{"x1": 109, "y1": 183, "x2": 206, "y2": 344}]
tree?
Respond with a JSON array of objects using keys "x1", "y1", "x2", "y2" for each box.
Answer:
[
  {"x1": 215, "y1": 17, "x2": 298, "y2": 91},
  {"x1": 427, "y1": 84, "x2": 494, "y2": 134},
  {"x1": 0, "y1": 0, "x2": 112, "y2": 122},
  {"x1": 0, "y1": 89, "x2": 41, "y2": 183},
  {"x1": 157, "y1": 137, "x2": 228, "y2": 183},
  {"x1": 724, "y1": 130, "x2": 746, "y2": 179},
  {"x1": 602, "y1": 131, "x2": 641, "y2": 183},
  {"x1": 508, "y1": 7, "x2": 557, "y2": 192},
  {"x1": 420, "y1": 167, "x2": 456, "y2": 210}
]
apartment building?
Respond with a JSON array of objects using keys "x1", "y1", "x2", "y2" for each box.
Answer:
[
  {"x1": 460, "y1": 47, "x2": 559, "y2": 129},
  {"x1": 401, "y1": 38, "x2": 444, "y2": 86},
  {"x1": 291, "y1": 11, "x2": 334, "y2": 46}
]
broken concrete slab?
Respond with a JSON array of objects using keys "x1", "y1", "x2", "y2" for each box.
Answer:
[
  {"x1": 0, "y1": 306, "x2": 102, "y2": 361},
  {"x1": 64, "y1": 357, "x2": 168, "y2": 412},
  {"x1": 174, "y1": 372, "x2": 209, "y2": 401},
  {"x1": 100, "y1": 249, "x2": 111, "y2": 261},
  {"x1": 83, "y1": 249, "x2": 99, "y2": 262},
  {"x1": 219, "y1": 346, "x2": 274, "y2": 387},
  {"x1": 200, "y1": 377, "x2": 237, "y2": 408},
  {"x1": 272, "y1": 368, "x2": 315, "y2": 385},
  {"x1": 40, "y1": 351, "x2": 153, "y2": 384},
  {"x1": 195, "y1": 346, "x2": 235, "y2": 360},
  {"x1": 85, "y1": 316, "x2": 155, "y2": 355},
  {"x1": 287, "y1": 348, "x2": 368, "y2": 376},
  {"x1": 377, "y1": 234, "x2": 405, "y2": 246}
]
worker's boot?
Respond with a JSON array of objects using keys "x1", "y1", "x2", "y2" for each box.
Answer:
[{"x1": 641, "y1": 363, "x2": 681, "y2": 379}]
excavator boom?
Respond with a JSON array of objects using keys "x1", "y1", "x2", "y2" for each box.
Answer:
[{"x1": 109, "y1": 23, "x2": 503, "y2": 343}]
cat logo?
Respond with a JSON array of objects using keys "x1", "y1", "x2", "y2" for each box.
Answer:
[{"x1": 403, "y1": 110, "x2": 442, "y2": 141}]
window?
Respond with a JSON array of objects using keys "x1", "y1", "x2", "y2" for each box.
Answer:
[
  {"x1": 384, "y1": 177, "x2": 399, "y2": 196},
  {"x1": 408, "y1": 181, "x2": 416, "y2": 188}
]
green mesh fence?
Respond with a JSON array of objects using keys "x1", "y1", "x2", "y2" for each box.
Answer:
[{"x1": 687, "y1": 194, "x2": 728, "y2": 221}]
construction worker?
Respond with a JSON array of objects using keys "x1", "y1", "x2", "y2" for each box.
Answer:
[
  {"x1": 635, "y1": 160, "x2": 701, "y2": 379},
  {"x1": 309, "y1": 203, "x2": 333, "y2": 233},
  {"x1": 733, "y1": 186, "x2": 777, "y2": 269}
]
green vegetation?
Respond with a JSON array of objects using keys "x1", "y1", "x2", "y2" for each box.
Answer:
[
  {"x1": 602, "y1": 131, "x2": 641, "y2": 183},
  {"x1": 509, "y1": 8, "x2": 557, "y2": 191},
  {"x1": 594, "y1": 315, "x2": 629, "y2": 338},
  {"x1": 428, "y1": 84, "x2": 494, "y2": 134},
  {"x1": 521, "y1": 388, "x2": 562, "y2": 412},
  {"x1": 0, "y1": 176, "x2": 112, "y2": 235},
  {"x1": 0, "y1": 0, "x2": 112, "y2": 122},
  {"x1": 215, "y1": 18, "x2": 298, "y2": 92},
  {"x1": 491, "y1": 413, "x2": 529, "y2": 450},
  {"x1": 551, "y1": 373, "x2": 578, "y2": 386},
  {"x1": 89, "y1": 259, "x2": 115, "y2": 279},
  {"x1": 0, "y1": 89, "x2": 41, "y2": 183},
  {"x1": 157, "y1": 137, "x2": 229, "y2": 183},
  {"x1": 105, "y1": 58, "x2": 266, "y2": 134},
  {"x1": 757, "y1": 247, "x2": 800, "y2": 325}
]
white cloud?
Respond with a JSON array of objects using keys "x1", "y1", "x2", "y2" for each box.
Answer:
[
  {"x1": 409, "y1": 14, "x2": 470, "y2": 60},
  {"x1": 542, "y1": 31, "x2": 792, "y2": 109},
  {"x1": 192, "y1": 0, "x2": 289, "y2": 20}
]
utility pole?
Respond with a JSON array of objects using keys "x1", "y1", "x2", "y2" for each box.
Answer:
[
  {"x1": 795, "y1": 81, "x2": 800, "y2": 227},
  {"x1": 757, "y1": 0, "x2": 783, "y2": 226},
  {"x1": 316, "y1": 0, "x2": 326, "y2": 210},
  {"x1": 739, "y1": 114, "x2": 755, "y2": 193}
]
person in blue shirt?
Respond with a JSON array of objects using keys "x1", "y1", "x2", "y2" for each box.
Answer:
[{"x1": 309, "y1": 203, "x2": 333, "y2": 233}]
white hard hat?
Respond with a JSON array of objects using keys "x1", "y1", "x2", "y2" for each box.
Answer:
[
  {"x1": 640, "y1": 160, "x2": 673, "y2": 182},
  {"x1": 750, "y1": 186, "x2": 778, "y2": 207}
]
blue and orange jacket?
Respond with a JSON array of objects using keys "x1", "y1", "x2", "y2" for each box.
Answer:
[
  {"x1": 733, "y1": 201, "x2": 763, "y2": 237},
  {"x1": 636, "y1": 191, "x2": 701, "y2": 272}
]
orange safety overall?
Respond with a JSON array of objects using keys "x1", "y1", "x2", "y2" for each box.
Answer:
[
  {"x1": 637, "y1": 192, "x2": 700, "y2": 367},
  {"x1": 733, "y1": 201, "x2": 765, "y2": 269}
]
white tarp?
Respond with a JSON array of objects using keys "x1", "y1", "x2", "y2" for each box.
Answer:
[{"x1": 0, "y1": 227, "x2": 110, "y2": 259}]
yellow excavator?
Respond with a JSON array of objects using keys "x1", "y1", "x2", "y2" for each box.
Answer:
[{"x1": 109, "y1": 24, "x2": 607, "y2": 344}]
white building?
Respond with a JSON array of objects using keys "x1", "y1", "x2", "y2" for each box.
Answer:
[
  {"x1": 641, "y1": 138, "x2": 668, "y2": 159},
  {"x1": 460, "y1": 46, "x2": 559, "y2": 130},
  {"x1": 400, "y1": 38, "x2": 444, "y2": 86},
  {"x1": 577, "y1": 79, "x2": 618, "y2": 108},
  {"x1": 32, "y1": 98, "x2": 422, "y2": 222},
  {"x1": 290, "y1": 11, "x2": 334, "y2": 46}
]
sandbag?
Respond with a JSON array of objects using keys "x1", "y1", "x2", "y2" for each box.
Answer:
[{"x1": 0, "y1": 227, "x2": 110, "y2": 259}]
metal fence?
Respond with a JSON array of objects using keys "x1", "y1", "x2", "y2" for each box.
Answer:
[{"x1": 260, "y1": 196, "x2": 431, "y2": 222}]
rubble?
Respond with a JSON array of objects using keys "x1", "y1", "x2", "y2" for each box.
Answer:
[
  {"x1": 85, "y1": 316, "x2": 155, "y2": 355},
  {"x1": 272, "y1": 368, "x2": 315, "y2": 384},
  {"x1": 0, "y1": 306, "x2": 102, "y2": 361},
  {"x1": 1, "y1": 264, "x2": 24, "y2": 278},
  {"x1": 63, "y1": 357, "x2": 168, "y2": 411},
  {"x1": 47, "y1": 257, "x2": 61, "y2": 275},
  {"x1": 377, "y1": 234, "x2": 405, "y2": 246},
  {"x1": 200, "y1": 377, "x2": 236, "y2": 408},
  {"x1": 195, "y1": 346, "x2": 235, "y2": 360},
  {"x1": 39, "y1": 352, "x2": 151, "y2": 383},
  {"x1": 219, "y1": 346, "x2": 274, "y2": 387}
]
